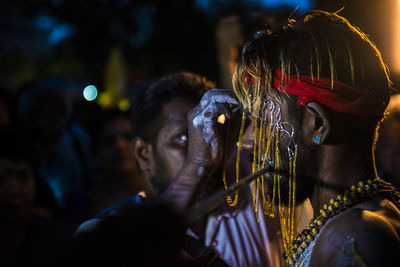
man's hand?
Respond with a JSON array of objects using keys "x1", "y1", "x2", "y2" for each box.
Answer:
[
  {"x1": 162, "y1": 89, "x2": 242, "y2": 210},
  {"x1": 187, "y1": 88, "x2": 241, "y2": 174}
]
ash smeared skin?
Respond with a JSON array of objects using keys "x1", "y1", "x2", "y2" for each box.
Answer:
[
  {"x1": 162, "y1": 89, "x2": 242, "y2": 209},
  {"x1": 189, "y1": 89, "x2": 240, "y2": 165},
  {"x1": 250, "y1": 98, "x2": 298, "y2": 168},
  {"x1": 199, "y1": 90, "x2": 240, "y2": 109},
  {"x1": 263, "y1": 99, "x2": 297, "y2": 162}
]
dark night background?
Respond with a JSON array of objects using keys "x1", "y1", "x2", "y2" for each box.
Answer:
[
  {"x1": 1, "y1": 0, "x2": 399, "y2": 104},
  {"x1": 1, "y1": 2, "x2": 400, "y2": 266}
]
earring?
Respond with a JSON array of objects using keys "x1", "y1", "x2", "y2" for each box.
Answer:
[{"x1": 314, "y1": 136, "x2": 322, "y2": 144}]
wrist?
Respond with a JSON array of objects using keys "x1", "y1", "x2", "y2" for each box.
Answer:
[{"x1": 161, "y1": 159, "x2": 214, "y2": 211}]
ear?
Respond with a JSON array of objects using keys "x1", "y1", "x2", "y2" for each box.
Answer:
[
  {"x1": 132, "y1": 137, "x2": 155, "y2": 176},
  {"x1": 303, "y1": 102, "x2": 331, "y2": 145}
]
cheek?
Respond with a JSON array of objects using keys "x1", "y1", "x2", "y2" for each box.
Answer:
[{"x1": 162, "y1": 148, "x2": 188, "y2": 179}]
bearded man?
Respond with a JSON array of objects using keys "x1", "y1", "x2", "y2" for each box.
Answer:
[{"x1": 163, "y1": 10, "x2": 400, "y2": 267}]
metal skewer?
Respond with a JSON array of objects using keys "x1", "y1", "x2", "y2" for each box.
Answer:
[
  {"x1": 188, "y1": 167, "x2": 347, "y2": 223},
  {"x1": 188, "y1": 167, "x2": 287, "y2": 223}
]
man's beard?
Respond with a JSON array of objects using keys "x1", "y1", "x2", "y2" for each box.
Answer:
[
  {"x1": 150, "y1": 154, "x2": 172, "y2": 196},
  {"x1": 260, "y1": 142, "x2": 315, "y2": 207},
  {"x1": 262, "y1": 171, "x2": 314, "y2": 206}
]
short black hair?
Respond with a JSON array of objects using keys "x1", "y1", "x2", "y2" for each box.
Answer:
[{"x1": 130, "y1": 72, "x2": 215, "y2": 142}]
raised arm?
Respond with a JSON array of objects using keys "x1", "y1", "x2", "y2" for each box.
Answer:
[{"x1": 162, "y1": 89, "x2": 241, "y2": 211}]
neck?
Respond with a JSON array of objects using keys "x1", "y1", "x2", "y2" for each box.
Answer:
[{"x1": 310, "y1": 142, "x2": 377, "y2": 216}]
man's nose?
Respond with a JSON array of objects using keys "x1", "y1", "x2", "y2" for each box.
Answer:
[{"x1": 241, "y1": 119, "x2": 255, "y2": 152}]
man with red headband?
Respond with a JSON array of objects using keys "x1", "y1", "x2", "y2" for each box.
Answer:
[{"x1": 163, "y1": 10, "x2": 400, "y2": 266}]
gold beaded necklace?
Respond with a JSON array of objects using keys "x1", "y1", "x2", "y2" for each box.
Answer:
[{"x1": 284, "y1": 178, "x2": 399, "y2": 266}]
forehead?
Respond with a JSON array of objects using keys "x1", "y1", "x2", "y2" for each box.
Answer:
[
  {"x1": 161, "y1": 98, "x2": 196, "y2": 124},
  {"x1": 156, "y1": 98, "x2": 195, "y2": 145},
  {"x1": 247, "y1": 92, "x2": 290, "y2": 122}
]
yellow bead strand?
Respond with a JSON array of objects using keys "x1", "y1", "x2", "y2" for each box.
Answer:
[
  {"x1": 252, "y1": 119, "x2": 258, "y2": 212},
  {"x1": 291, "y1": 147, "x2": 298, "y2": 243},
  {"x1": 222, "y1": 113, "x2": 246, "y2": 206},
  {"x1": 261, "y1": 125, "x2": 274, "y2": 217}
]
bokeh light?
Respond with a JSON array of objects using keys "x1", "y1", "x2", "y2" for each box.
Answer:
[
  {"x1": 118, "y1": 98, "x2": 131, "y2": 111},
  {"x1": 83, "y1": 85, "x2": 98, "y2": 101}
]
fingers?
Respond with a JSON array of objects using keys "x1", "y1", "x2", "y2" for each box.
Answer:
[
  {"x1": 190, "y1": 102, "x2": 231, "y2": 129},
  {"x1": 193, "y1": 101, "x2": 238, "y2": 124},
  {"x1": 199, "y1": 89, "x2": 239, "y2": 109},
  {"x1": 187, "y1": 89, "x2": 243, "y2": 166},
  {"x1": 193, "y1": 89, "x2": 242, "y2": 133}
]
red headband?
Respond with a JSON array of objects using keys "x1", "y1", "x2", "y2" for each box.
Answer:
[{"x1": 246, "y1": 69, "x2": 385, "y2": 117}]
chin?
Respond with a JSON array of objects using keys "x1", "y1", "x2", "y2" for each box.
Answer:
[{"x1": 150, "y1": 177, "x2": 171, "y2": 197}]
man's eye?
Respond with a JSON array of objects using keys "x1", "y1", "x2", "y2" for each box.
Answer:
[{"x1": 176, "y1": 134, "x2": 188, "y2": 145}]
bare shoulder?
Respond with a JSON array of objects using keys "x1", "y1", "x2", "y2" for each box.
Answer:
[{"x1": 309, "y1": 197, "x2": 400, "y2": 267}]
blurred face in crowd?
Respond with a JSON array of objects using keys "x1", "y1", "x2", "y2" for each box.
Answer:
[
  {"x1": 20, "y1": 89, "x2": 68, "y2": 162},
  {"x1": 96, "y1": 117, "x2": 140, "y2": 177},
  {"x1": 0, "y1": 161, "x2": 35, "y2": 225}
]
